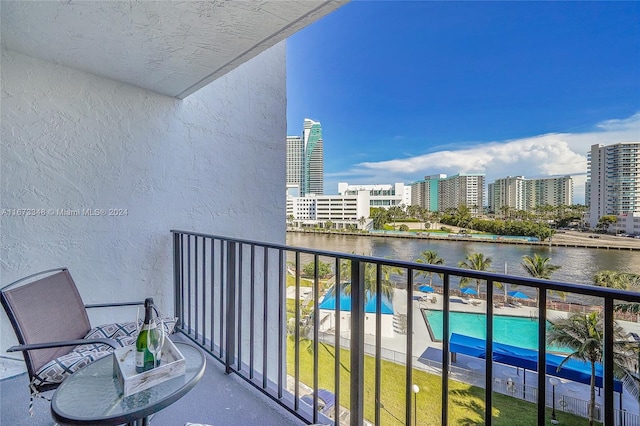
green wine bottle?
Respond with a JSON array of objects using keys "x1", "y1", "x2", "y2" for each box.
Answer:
[{"x1": 135, "y1": 297, "x2": 156, "y2": 373}]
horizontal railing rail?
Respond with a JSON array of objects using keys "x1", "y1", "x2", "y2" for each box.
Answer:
[{"x1": 172, "y1": 229, "x2": 640, "y2": 426}]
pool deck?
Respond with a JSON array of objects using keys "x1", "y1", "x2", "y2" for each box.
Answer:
[{"x1": 358, "y1": 288, "x2": 640, "y2": 414}]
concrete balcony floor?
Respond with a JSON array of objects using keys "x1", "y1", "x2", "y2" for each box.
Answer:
[{"x1": 1, "y1": 335, "x2": 305, "y2": 426}]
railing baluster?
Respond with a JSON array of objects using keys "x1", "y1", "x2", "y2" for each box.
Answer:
[
  {"x1": 278, "y1": 249, "x2": 284, "y2": 399},
  {"x1": 375, "y1": 264, "x2": 382, "y2": 426},
  {"x1": 237, "y1": 243, "x2": 243, "y2": 371},
  {"x1": 442, "y1": 273, "x2": 450, "y2": 426},
  {"x1": 537, "y1": 288, "x2": 547, "y2": 424},
  {"x1": 405, "y1": 267, "x2": 414, "y2": 426},
  {"x1": 225, "y1": 241, "x2": 237, "y2": 374},
  {"x1": 201, "y1": 237, "x2": 206, "y2": 347},
  {"x1": 250, "y1": 244, "x2": 255, "y2": 379},
  {"x1": 210, "y1": 238, "x2": 215, "y2": 353},
  {"x1": 312, "y1": 254, "x2": 320, "y2": 424},
  {"x1": 195, "y1": 236, "x2": 199, "y2": 342},
  {"x1": 604, "y1": 297, "x2": 614, "y2": 426},
  {"x1": 334, "y1": 256, "x2": 341, "y2": 426},
  {"x1": 187, "y1": 234, "x2": 192, "y2": 335},
  {"x1": 350, "y1": 260, "x2": 364, "y2": 426},
  {"x1": 263, "y1": 247, "x2": 269, "y2": 390},
  {"x1": 294, "y1": 251, "x2": 301, "y2": 411},
  {"x1": 485, "y1": 279, "x2": 494, "y2": 426},
  {"x1": 220, "y1": 240, "x2": 225, "y2": 359}
]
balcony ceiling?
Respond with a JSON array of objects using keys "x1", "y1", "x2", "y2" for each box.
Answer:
[{"x1": 1, "y1": 1, "x2": 344, "y2": 98}]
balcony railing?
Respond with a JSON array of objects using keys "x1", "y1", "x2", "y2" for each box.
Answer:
[{"x1": 171, "y1": 230, "x2": 640, "y2": 426}]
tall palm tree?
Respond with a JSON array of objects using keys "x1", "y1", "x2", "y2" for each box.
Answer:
[
  {"x1": 547, "y1": 312, "x2": 636, "y2": 426},
  {"x1": 415, "y1": 250, "x2": 445, "y2": 286},
  {"x1": 521, "y1": 254, "x2": 563, "y2": 302},
  {"x1": 458, "y1": 253, "x2": 492, "y2": 294}
]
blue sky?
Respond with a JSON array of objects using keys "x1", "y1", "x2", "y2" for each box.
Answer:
[{"x1": 286, "y1": 1, "x2": 640, "y2": 202}]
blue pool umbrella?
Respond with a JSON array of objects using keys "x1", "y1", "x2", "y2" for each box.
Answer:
[
  {"x1": 508, "y1": 291, "x2": 530, "y2": 299},
  {"x1": 460, "y1": 287, "x2": 478, "y2": 296},
  {"x1": 418, "y1": 285, "x2": 434, "y2": 293}
]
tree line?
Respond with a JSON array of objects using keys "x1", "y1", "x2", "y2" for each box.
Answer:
[{"x1": 369, "y1": 203, "x2": 589, "y2": 240}]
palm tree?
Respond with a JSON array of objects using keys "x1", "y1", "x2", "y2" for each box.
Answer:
[
  {"x1": 593, "y1": 270, "x2": 640, "y2": 314},
  {"x1": 458, "y1": 253, "x2": 492, "y2": 294},
  {"x1": 594, "y1": 270, "x2": 640, "y2": 290},
  {"x1": 336, "y1": 257, "x2": 395, "y2": 302},
  {"x1": 547, "y1": 312, "x2": 636, "y2": 426},
  {"x1": 358, "y1": 216, "x2": 367, "y2": 230},
  {"x1": 415, "y1": 250, "x2": 444, "y2": 286},
  {"x1": 521, "y1": 254, "x2": 563, "y2": 302}
]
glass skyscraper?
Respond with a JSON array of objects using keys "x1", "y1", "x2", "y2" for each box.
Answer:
[{"x1": 287, "y1": 118, "x2": 324, "y2": 196}]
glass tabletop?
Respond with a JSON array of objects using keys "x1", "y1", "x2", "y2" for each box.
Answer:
[{"x1": 51, "y1": 342, "x2": 205, "y2": 425}]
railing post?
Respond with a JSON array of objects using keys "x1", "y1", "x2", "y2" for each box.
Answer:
[
  {"x1": 350, "y1": 259, "x2": 365, "y2": 426},
  {"x1": 225, "y1": 241, "x2": 237, "y2": 374},
  {"x1": 172, "y1": 232, "x2": 182, "y2": 327}
]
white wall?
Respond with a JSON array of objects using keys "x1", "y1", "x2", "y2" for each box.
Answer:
[{"x1": 1, "y1": 43, "x2": 286, "y2": 355}]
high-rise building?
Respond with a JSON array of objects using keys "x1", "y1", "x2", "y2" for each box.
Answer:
[
  {"x1": 286, "y1": 119, "x2": 324, "y2": 196},
  {"x1": 488, "y1": 175, "x2": 573, "y2": 213},
  {"x1": 438, "y1": 174, "x2": 485, "y2": 214},
  {"x1": 286, "y1": 136, "x2": 304, "y2": 193},
  {"x1": 587, "y1": 142, "x2": 640, "y2": 232},
  {"x1": 528, "y1": 176, "x2": 573, "y2": 208},
  {"x1": 410, "y1": 174, "x2": 446, "y2": 211}
]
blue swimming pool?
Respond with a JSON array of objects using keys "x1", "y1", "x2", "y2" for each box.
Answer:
[{"x1": 423, "y1": 310, "x2": 569, "y2": 353}]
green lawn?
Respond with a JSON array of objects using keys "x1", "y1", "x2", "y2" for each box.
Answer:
[
  {"x1": 285, "y1": 274, "x2": 332, "y2": 288},
  {"x1": 286, "y1": 338, "x2": 594, "y2": 425}
]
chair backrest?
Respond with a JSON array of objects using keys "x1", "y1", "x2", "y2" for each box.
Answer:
[{"x1": 1, "y1": 268, "x2": 92, "y2": 375}]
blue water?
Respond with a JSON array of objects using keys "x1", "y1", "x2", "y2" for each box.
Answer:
[{"x1": 423, "y1": 310, "x2": 569, "y2": 353}]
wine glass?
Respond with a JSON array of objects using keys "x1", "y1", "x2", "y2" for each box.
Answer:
[{"x1": 146, "y1": 318, "x2": 165, "y2": 368}]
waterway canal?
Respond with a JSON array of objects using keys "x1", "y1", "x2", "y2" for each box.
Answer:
[{"x1": 286, "y1": 232, "x2": 640, "y2": 287}]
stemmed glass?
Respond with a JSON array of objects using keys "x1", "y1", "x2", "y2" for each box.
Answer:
[{"x1": 147, "y1": 316, "x2": 165, "y2": 368}]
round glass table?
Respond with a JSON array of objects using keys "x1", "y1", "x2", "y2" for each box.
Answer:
[{"x1": 51, "y1": 342, "x2": 205, "y2": 425}]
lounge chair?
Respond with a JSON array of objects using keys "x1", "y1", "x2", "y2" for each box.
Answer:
[{"x1": 0, "y1": 268, "x2": 152, "y2": 413}]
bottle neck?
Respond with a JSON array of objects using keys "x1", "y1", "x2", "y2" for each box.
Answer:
[{"x1": 143, "y1": 305, "x2": 154, "y2": 325}]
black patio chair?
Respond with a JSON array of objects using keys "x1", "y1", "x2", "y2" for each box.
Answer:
[{"x1": 1, "y1": 267, "x2": 143, "y2": 413}]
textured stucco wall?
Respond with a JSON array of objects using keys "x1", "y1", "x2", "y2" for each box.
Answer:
[{"x1": 0, "y1": 43, "x2": 286, "y2": 355}]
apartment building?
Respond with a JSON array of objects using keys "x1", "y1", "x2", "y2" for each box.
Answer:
[
  {"x1": 438, "y1": 174, "x2": 485, "y2": 214},
  {"x1": 488, "y1": 175, "x2": 573, "y2": 213},
  {"x1": 410, "y1": 174, "x2": 446, "y2": 211},
  {"x1": 286, "y1": 136, "x2": 304, "y2": 193},
  {"x1": 587, "y1": 142, "x2": 640, "y2": 233}
]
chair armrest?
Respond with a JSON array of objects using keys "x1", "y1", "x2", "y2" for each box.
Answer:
[
  {"x1": 7, "y1": 337, "x2": 119, "y2": 352},
  {"x1": 85, "y1": 301, "x2": 143, "y2": 309}
]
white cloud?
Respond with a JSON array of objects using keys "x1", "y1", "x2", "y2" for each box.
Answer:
[{"x1": 341, "y1": 113, "x2": 640, "y2": 204}]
